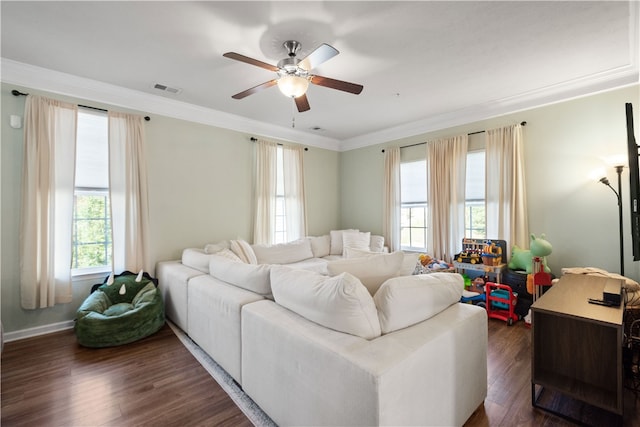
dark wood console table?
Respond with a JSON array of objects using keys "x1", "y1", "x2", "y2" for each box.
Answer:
[{"x1": 531, "y1": 274, "x2": 624, "y2": 420}]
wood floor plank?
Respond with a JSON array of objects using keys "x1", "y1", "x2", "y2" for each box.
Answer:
[{"x1": 2, "y1": 317, "x2": 639, "y2": 426}]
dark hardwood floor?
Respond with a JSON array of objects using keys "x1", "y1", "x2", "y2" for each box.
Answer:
[
  {"x1": 2, "y1": 319, "x2": 639, "y2": 426},
  {"x1": 1, "y1": 324, "x2": 252, "y2": 427}
]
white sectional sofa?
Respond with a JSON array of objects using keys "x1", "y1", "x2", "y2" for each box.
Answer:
[{"x1": 156, "y1": 230, "x2": 488, "y2": 426}]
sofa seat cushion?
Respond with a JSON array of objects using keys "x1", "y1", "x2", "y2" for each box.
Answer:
[
  {"x1": 374, "y1": 272, "x2": 464, "y2": 334},
  {"x1": 326, "y1": 251, "x2": 404, "y2": 295},
  {"x1": 252, "y1": 238, "x2": 314, "y2": 265},
  {"x1": 209, "y1": 256, "x2": 272, "y2": 297},
  {"x1": 188, "y1": 274, "x2": 264, "y2": 384},
  {"x1": 270, "y1": 266, "x2": 381, "y2": 339}
]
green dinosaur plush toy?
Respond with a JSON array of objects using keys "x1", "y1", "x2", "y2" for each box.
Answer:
[{"x1": 508, "y1": 233, "x2": 552, "y2": 273}]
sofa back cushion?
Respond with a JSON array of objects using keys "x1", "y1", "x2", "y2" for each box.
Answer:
[
  {"x1": 326, "y1": 251, "x2": 404, "y2": 295},
  {"x1": 181, "y1": 248, "x2": 213, "y2": 273},
  {"x1": 209, "y1": 256, "x2": 272, "y2": 296},
  {"x1": 252, "y1": 239, "x2": 314, "y2": 265},
  {"x1": 270, "y1": 266, "x2": 381, "y2": 340},
  {"x1": 373, "y1": 273, "x2": 464, "y2": 334},
  {"x1": 204, "y1": 240, "x2": 230, "y2": 254}
]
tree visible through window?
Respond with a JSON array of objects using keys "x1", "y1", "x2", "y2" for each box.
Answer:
[{"x1": 72, "y1": 110, "x2": 111, "y2": 271}]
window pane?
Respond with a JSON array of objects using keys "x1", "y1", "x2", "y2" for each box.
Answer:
[
  {"x1": 411, "y1": 206, "x2": 425, "y2": 227},
  {"x1": 75, "y1": 110, "x2": 109, "y2": 188},
  {"x1": 466, "y1": 151, "x2": 485, "y2": 201},
  {"x1": 401, "y1": 160, "x2": 427, "y2": 203},
  {"x1": 72, "y1": 193, "x2": 111, "y2": 269}
]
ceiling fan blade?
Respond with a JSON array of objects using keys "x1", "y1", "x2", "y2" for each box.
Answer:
[
  {"x1": 298, "y1": 43, "x2": 339, "y2": 71},
  {"x1": 310, "y1": 75, "x2": 363, "y2": 95},
  {"x1": 295, "y1": 94, "x2": 310, "y2": 112},
  {"x1": 223, "y1": 52, "x2": 279, "y2": 72},
  {"x1": 231, "y1": 80, "x2": 278, "y2": 99}
]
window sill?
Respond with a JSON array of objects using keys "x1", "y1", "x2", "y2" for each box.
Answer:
[{"x1": 71, "y1": 266, "x2": 111, "y2": 283}]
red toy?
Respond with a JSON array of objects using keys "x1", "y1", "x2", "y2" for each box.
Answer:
[{"x1": 485, "y1": 282, "x2": 519, "y2": 326}]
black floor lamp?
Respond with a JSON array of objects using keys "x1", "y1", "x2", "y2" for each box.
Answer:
[{"x1": 599, "y1": 164, "x2": 625, "y2": 276}]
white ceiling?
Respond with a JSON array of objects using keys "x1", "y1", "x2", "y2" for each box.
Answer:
[{"x1": 1, "y1": 1, "x2": 638, "y2": 151}]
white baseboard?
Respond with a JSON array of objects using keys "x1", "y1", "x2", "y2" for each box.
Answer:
[{"x1": 4, "y1": 320, "x2": 75, "y2": 343}]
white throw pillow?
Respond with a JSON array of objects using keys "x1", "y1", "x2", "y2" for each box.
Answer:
[
  {"x1": 329, "y1": 229, "x2": 358, "y2": 255},
  {"x1": 326, "y1": 251, "x2": 404, "y2": 295},
  {"x1": 270, "y1": 266, "x2": 381, "y2": 340},
  {"x1": 230, "y1": 239, "x2": 258, "y2": 264},
  {"x1": 374, "y1": 273, "x2": 464, "y2": 334},
  {"x1": 309, "y1": 235, "x2": 331, "y2": 258},
  {"x1": 209, "y1": 256, "x2": 272, "y2": 296},
  {"x1": 342, "y1": 230, "x2": 371, "y2": 252},
  {"x1": 369, "y1": 235, "x2": 385, "y2": 253},
  {"x1": 398, "y1": 252, "x2": 420, "y2": 276},
  {"x1": 252, "y1": 239, "x2": 314, "y2": 265}
]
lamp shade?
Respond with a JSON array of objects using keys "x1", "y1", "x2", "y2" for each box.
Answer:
[{"x1": 277, "y1": 75, "x2": 309, "y2": 98}]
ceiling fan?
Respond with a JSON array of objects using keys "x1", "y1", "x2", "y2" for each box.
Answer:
[{"x1": 223, "y1": 40, "x2": 363, "y2": 113}]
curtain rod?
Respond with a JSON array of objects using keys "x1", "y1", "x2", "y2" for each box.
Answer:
[
  {"x1": 250, "y1": 136, "x2": 309, "y2": 151},
  {"x1": 11, "y1": 89, "x2": 151, "y2": 121},
  {"x1": 381, "y1": 121, "x2": 527, "y2": 153}
]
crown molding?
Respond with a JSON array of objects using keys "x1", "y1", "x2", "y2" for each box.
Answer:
[
  {"x1": 3, "y1": 54, "x2": 637, "y2": 154},
  {"x1": 0, "y1": 58, "x2": 342, "y2": 151},
  {"x1": 340, "y1": 65, "x2": 639, "y2": 152}
]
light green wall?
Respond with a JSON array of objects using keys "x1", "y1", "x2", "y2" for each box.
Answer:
[
  {"x1": 0, "y1": 83, "x2": 340, "y2": 333},
  {"x1": 3, "y1": 82, "x2": 639, "y2": 335},
  {"x1": 341, "y1": 85, "x2": 640, "y2": 280}
]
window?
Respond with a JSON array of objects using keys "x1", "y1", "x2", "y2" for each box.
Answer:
[
  {"x1": 465, "y1": 150, "x2": 486, "y2": 239},
  {"x1": 400, "y1": 160, "x2": 427, "y2": 250},
  {"x1": 72, "y1": 110, "x2": 111, "y2": 272},
  {"x1": 274, "y1": 145, "x2": 286, "y2": 244},
  {"x1": 399, "y1": 150, "x2": 487, "y2": 251}
]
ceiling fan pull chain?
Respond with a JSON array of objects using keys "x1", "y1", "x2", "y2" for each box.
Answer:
[{"x1": 291, "y1": 99, "x2": 295, "y2": 128}]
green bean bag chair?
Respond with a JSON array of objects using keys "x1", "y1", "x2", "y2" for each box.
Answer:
[{"x1": 75, "y1": 271, "x2": 165, "y2": 348}]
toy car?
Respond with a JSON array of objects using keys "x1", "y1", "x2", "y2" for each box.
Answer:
[{"x1": 456, "y1": 251, "x2": 481, "y2": 264}]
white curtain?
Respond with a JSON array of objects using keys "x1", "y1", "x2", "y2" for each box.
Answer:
[
  {"x1": 253, "y1": 140, "x2": 278, "y2": 245},
  {"x1": 383, "y1": 147, "x2": 401, "y2": 252},
  {"x1": 108, "y1": 112, "x2": 151, "y2": 275},
  {"x1": 282, "y1": 145, "x2": 307, "y2": 241},
  {"x1": 20, "y1": 95, "x2": 77, "y2": 309},
  {"x1": 253, "y1": 140, "x2": 306, "y2": 244},
  {"x1": 486, "y1": 123, "x2": 529, "y2": 249},
  {"x1": 427, "y1": 135, "x2": 468, "y2": 261}
]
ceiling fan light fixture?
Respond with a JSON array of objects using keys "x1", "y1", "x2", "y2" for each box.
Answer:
[{"x1": 277, "y1": 74, "x2": 309, "y2": 98}]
